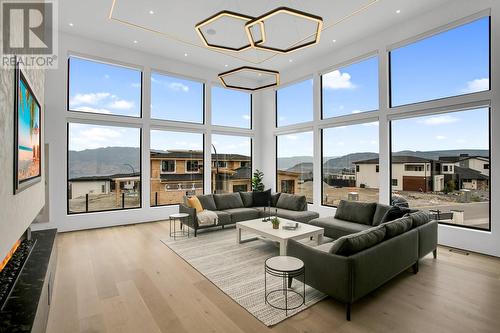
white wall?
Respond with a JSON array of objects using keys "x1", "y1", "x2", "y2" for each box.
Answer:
[
  {"x1": 257, "y1": 0, "x2": 500, "y2": 257},
  {"x1": 355, "y1": 164, "x2": 379, "y2": 188}
]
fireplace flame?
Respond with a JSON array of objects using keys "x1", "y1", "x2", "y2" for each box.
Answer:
[{"x1": 0, "y1": 240, "x2": 21, "y2": 273}]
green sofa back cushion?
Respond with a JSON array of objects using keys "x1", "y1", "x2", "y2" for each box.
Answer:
[
  {"x1": 382, "y1": 216, "x2": 413, "y2": 239},
  {"x1": 276, "y1": 193, "x2": 307, "y2": 211},
  {"x1": 334, "y1": 200, "x2": 377, "y2": 225},
  {"x1": 271, "y1": 193, "x2": 281, "y2": 207},
  {"x1": 239, "y1": 192, "x2": 253, "y2": 208},
  {"x1": 409, "y1": 211, "x2": 431, "y2": 228},
  {"x1": 214, "y1": 193, "x2": 244, "y2": 210},
  {"x1": 372, "y1": 204, "x2": 393, "y2": 226},
  {"x1": 329, "y1": 226, "x2": 386, "y2": 256},
  {"x1": 197, "y1": 194, "x2": 217, "y2": 211}
]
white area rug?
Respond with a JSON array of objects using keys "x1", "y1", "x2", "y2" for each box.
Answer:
[{"x1": 161, "y1": 227, "x2": 326, "y2": 326}]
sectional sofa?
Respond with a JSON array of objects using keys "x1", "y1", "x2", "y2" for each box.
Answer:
[
  {"x1": 287, "y1": 200, "x2": 438, "y2": 320},
  {"x1": 180, "y1": 192, "x2": 319, "y2": 236}
]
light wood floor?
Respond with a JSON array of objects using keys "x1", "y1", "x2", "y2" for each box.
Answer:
[{"x1": 47, "y1": 221, "x2": 500, "y2": 333}]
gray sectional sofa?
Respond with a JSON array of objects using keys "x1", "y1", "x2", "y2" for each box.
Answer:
[
  {"x1": 287, "y1": 200, "x2": 437, "y2": 320},
  {"x1": 179, "y1": 192, "x2": 319, "y2": 236}
]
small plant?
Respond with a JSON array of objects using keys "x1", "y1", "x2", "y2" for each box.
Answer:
[
  {"x1": 252, "y1": 169, "x2": 265, "y2": 192},
  {"x1": 271, "y1": 217, "x2": 280, "y2": 229}
]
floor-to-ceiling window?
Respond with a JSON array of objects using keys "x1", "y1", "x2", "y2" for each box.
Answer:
[
  {"x1": 212, "y1": 87, "x2": 252, "y2": 129},
  {"x1": 276, "y1": 78, "x2": 313, "y2": 127}
]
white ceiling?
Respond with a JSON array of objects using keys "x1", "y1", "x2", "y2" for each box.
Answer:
[{"x1": 59, "y1": 0, "x2": 452, "y2": 74}]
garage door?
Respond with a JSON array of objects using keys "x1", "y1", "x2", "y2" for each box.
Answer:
[{"x1": 403, "y1": 176, "x2": 428, "y2": 192}]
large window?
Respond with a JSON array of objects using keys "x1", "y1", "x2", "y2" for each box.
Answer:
[
  {"x1": 276, "y1": 132, "x2": 314, "y2": 203},
  {"x1": 67, "y1": 123, "x2": 141, "y2": 214},
  {"x1": 322, "y1": 122, "x2": 379, "y2": 206},
  {"x1": 68, "y1": 57, "x2": 142, "y2": 117},
  {"x1": 151, "y1": 72, "x2": 204, "y2": 123},
  {"x1": 276, "y1": 78, "x2": 313, "y2": 127},
  {"x1": 212, "y1": 87, "x2": 251, "y2": 128},
  {"x1": 390, "y1": 17, "x2": 490, "y2": 107},
  {"x1": 150, "y1": 131, "x2": 204, "y2": 207},
  {"x1": 391, "y1": 108, "x2": 490, "y2": 231},
  {"x1": 211, "y1": 135, "x2": 252, "y2": 193},
  {"x1": 322, "y1": 56, "x2": 378, "y2": 118}
]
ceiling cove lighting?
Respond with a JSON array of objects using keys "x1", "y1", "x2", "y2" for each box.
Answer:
[
  {"x1": 195, "y1": 10, "x2": 264, "y2": 52},
  {"x1": 218, "y1": 66, "x2": 280, "y2": 92},
  {"x1": 245, "y1": 7, "x2": 323, "y2": 54}
]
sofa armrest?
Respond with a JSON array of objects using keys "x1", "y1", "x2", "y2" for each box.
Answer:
[
  {"x1": 417, "y1": 220, "x2": 438, "y2": 258},
  {"x1": 179, "y1": 204, "x2": 198, "y2": 229},
  {"x1": 287, "y1": 239, "x2": 352, "y2": 303}
]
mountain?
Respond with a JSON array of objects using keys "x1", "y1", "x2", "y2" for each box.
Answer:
[
  {"x1": 392, "y1": 149, "x2": 488, "y2": 161},
  {"x1": 277, "y1": 156, "x2": 313, "y2": 170},
  {"x1": 287, "y1": 162, "x2": 313, "y2": 173},
  {"x1": 68, "y1": 147, "x2": 140, "y2": 179},
  {"x1": 323, "y1": 152, "x2": 379, "y2": 171}
]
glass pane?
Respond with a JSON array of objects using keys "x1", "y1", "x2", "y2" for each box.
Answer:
[
  {"x1": 390, "y1": 17, "x2": 489, "y2": 106},
  {"x1": 151, "y1": 73, "x2": 204, "y2": 123},
  {"x1": 276, "y1": 79, "x2": 313, "y2": 127},
  {"x1": 211, "y1": 135, "x2": 251, "y2": 193},
  {"x1": 277, "y1": 132, "x2": 313, "y2": 203},
  {"x1": 391, "y1": 108, "x2": 490, "y2": 230},
  {"x1": 150, "y1": 131, "x2": 204, "y2": 206},
  {"x1": 68, "y1": 123, "x2": 141, "y2": 214},
  {"x1": 322, "y1": 122, "x2": 379, "y2": 206},
  {"x1": 68, "y1": 57, "x2": 141, "y2": 117},
  {"x1": 212, "y1": 87, "x2": 251, "y2": 128},
  {"x1": 322, "y1": 56, "x2": 378, "y2": 118}
]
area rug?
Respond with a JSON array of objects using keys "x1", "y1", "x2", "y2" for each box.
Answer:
[{"x1": 161, "y1": 228, "x2": 327, "y2": 326}]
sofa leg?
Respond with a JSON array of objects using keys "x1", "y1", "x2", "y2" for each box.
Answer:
[
  {"x1": 346, "y1": 303, "x2": 351, "y2": 321},
  {"x1": 412, "y1": 261, "x2": 419, "y2": 274},
  {"x1": 288, "y1": 276, "x2": 293, "y2": 288},
  {"x1": 194, "y1": 229, "x2": 197, "y2": 237},
  {"x1": 222, "y1": 225, "x2": 225, "y2": 230},
  {"x1": 433, "y1": 249, "x2": 437, "y2": 259}
]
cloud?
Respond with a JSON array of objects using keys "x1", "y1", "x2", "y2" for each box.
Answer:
[
  {"x1": 462, "y1": 78, "x2": 489, "y2": 93},
  {"x1": 322, "y1": 70, "x2": 355, "y2": 90},
  {"x1": 419, "y1": 115, "x2": 459, "y2": 126},
  {"x1": 73, "y1": 106, "x2": 112, "y2": 114},
  {"x1": 436, "y1": 135, "x2": 447, "y2": 140},
  {"x1": 108, "y1": 99, "x2": 134, "y2": 110},
  {"x1": 168, "y1": 82, "x2": 189, "y2": 92},
  {"x1": 70, "y1": 92, "x2": 110, "y2": 106},
  {"x1": 70, "y1": 126, "x2": 125, "y2": 150},
  {"x1": 242, "y1": 115, "x2": 251, "y2": 120},
  {"x1": 104, "y1": 74, "x2": 110, "y2": 79},
  {"x1": 131, "y1": 83, "x2": 141, "y2": 88},
  {"x1": 351, "y1": 110, "x2": 361, "y2": 114}
]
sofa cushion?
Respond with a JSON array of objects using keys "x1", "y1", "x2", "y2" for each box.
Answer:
[
  {"x1": 334, "y1": 200, "x2": 377, "y2": 225},
  {"x1": 239, "y1": 192, "x2": 253, "y2": 208},
  {"x1": 187, "y1": 196, "x2": 203, "y2": 213},
  {"x1": 253, "y1": 189, "x2": 271, "y2": 207},
  {"x1": 197, "y1": 194, "x2": 217, "y2": 211},
  {"x1": 225, "y1": 208, "x2": 260, "y2": 223},
  {"x1": 382, "y1": 216, "x2": 413, "y2": 239},
  {"x1": 272, "y1": 208, "x2": 319, "y2": 223},
  {"x1": 381, "y1": 206, "x2": 412, "y2": 224},
  {"x1": 276, "y1": 193, "x2": 307, "y2": 211},
  {"x1": 309, "y1": 217, "x2": 372, "y2": 239},
  {"x1": 213, "y1": 211, "x2": 232, "y2": 225},
  {"x1": 271, "y1": 193, "x2": 281, "y2": 207},
  {"x1": 213, "y1": 193, "x2": 244, "y2": 210},
  {"x1": 329, "y1": 226, "x2": 386, "y2": 256},
  {"x1": 315, "y1": 242, "x2": 334, "y2": 253},
  {"x1": 409, "y1": 211, "x2": 431, "y2": 228},
  {"x1": 372, "y1": 204, "x2": 393, "y2": 226}
]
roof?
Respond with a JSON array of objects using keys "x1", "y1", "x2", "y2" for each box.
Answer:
[
  {"x1": 354, "y1": 156, "x2": 433, "y2": 164},
  {"x1": 151, "y1": 150, "x2": 250, "y2": 161},
  {"x1": 439, "y1": 155, "x2": 489, "y2": 163},
  {"x1": 69, "y1": 172, "x2": 140, "y2": 182},
  {"x1": 454, "y1": 166, "x2": 489, "y2": 180}
]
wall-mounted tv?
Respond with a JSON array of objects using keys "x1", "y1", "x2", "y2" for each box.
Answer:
[{"x1": 14, "y1": 60, "x2": 42, "y2": 194}]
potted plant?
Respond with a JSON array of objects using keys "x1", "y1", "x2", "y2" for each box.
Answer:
[
  {"x1": 271, "y1": 217, "x2": 280, "y2": 229},
  {"x1": 252, "y1": 169, "x2": 265, "y2": 192}
]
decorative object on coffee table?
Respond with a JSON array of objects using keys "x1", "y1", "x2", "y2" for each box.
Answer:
[
  {"x1": 265, "y1": 256, "x2": 305, "y2": 316},
  {"x1": 271, "y1": 217, "x2": 280, "y2": 229},
  {"x1": 169, "y1": 213, "x2": 190, "y2": 239}
]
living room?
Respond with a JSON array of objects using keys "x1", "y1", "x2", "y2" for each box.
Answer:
[{"x1": 0, "y1": 0, "x2": 499, "y2": 332}]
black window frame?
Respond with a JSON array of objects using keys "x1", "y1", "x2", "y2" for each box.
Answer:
[{"x1": 161, "y1": 160, "x2": 176, "y2": 173}]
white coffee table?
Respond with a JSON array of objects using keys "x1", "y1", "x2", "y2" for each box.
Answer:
[{"x1": 236, "y1": 218, "x2": 324, "y2": 255}]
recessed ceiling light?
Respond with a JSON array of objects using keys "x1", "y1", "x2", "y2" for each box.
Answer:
[
  {"x1": 258, "y1": 73, "x2": 262, "y2": 76},
  {"x1": 289, "y1": 59, "x2": 293, "y2": 63},
  {"x1": 133, "y1": 40, "x2": 138, "y2": 44},
  {"x1": 184, "y1": 53, "x2": 188, "y2": 57},
  {"x1": 69, "y1": 22, "x2": 74, "y2": 27},
  {"x1": 149, "y1": 10, "x2": 154, "y2": 14},
  {"x1": 396, "y1": 9, "x2": 401, "y2": 14},
  {"x1": 224, "y1": 64, "x2": 228, "y2": 67},
  {"x1": 332, "y1": 39, "x2": 337, "y2": 43}
]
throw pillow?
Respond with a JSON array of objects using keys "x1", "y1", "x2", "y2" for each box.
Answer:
[
  {"x1": 330, "y1": 226, "x2": 386, "y2": 256},
  {"x1": 382, "y1": 216, "x2": 413, "y2": 239},
  {"x1": 380, "y1": 206, "x2": 411, "y2": 224},
  {"x1": 197, "y1": 194, "x2": 217, "y2": 211},
  {"x1": 213, "y1": 193, "x2": 244, "y2": 210},
  {"x1": 372, "y1": 204, "x2": 393, "y2": 226},
  {"x1": 334, "y1": 200, "x2": 377, "y2": 225},
  {"x1": 409, "y1": 211, "x2": 431, "y2": 228},
  {"x1": 187, "y1": 196, "x2": 203, "y2": 213},
  {"x1": 253, "y1": 189, "x2": 272, "y2": 207},
  {"x1": 239, "y1": 192, "x2": 253, "y2": 208},
  {"x1": 271, "y1": 193, "x2": 281, "y2": 207},
  {"x1": 276, "y1": 193, "x2": 307, "y2": 211}
]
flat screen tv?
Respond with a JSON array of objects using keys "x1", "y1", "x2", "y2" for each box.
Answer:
[{"x1": 14, "y1": 60, "x2": 42, "y2": 194}]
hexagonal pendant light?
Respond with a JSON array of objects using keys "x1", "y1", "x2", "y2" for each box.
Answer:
[{"x1": 218, "y1": 66, "x2": 280, "y2": 91}]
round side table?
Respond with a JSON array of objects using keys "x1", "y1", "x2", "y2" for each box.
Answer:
[
  {"x1": 169, "y1": 213, "x2": 190, "y2": 240},
  {"x1": 264, "y1": 256, "x2": 305, "y2": 315}
]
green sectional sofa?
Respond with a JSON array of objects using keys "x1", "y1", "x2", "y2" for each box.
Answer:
[
  {"x1": 288, "y1": 200, "x2": 438, "y2": 321},
  {"x1": 179, "y1": 192, "x2": 319, "y2": 236}
]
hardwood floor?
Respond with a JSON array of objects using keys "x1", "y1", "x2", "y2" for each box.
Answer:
[{"x1": 46, "y1": 221, "x2": 500, "y2": 333}]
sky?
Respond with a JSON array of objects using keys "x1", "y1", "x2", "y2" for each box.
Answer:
[
  {"x1": 69, "y1": 123, "x2": 140, "y2": 151},
  {"x1": 212, "y1": 87, "x2": 251, "y2": 128},
  {"x1": 276, "y1": 78, "x2": 313, "y2": 126},
  {"x1": 277, "y1": 131, "x2": 313, "y2": 158},
  {"x1": 323, "y1": 122, "x2": 379, "y2": 158},
  {"x1": 211, "y1": 134, "x2": 251, "y2": 156}
]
